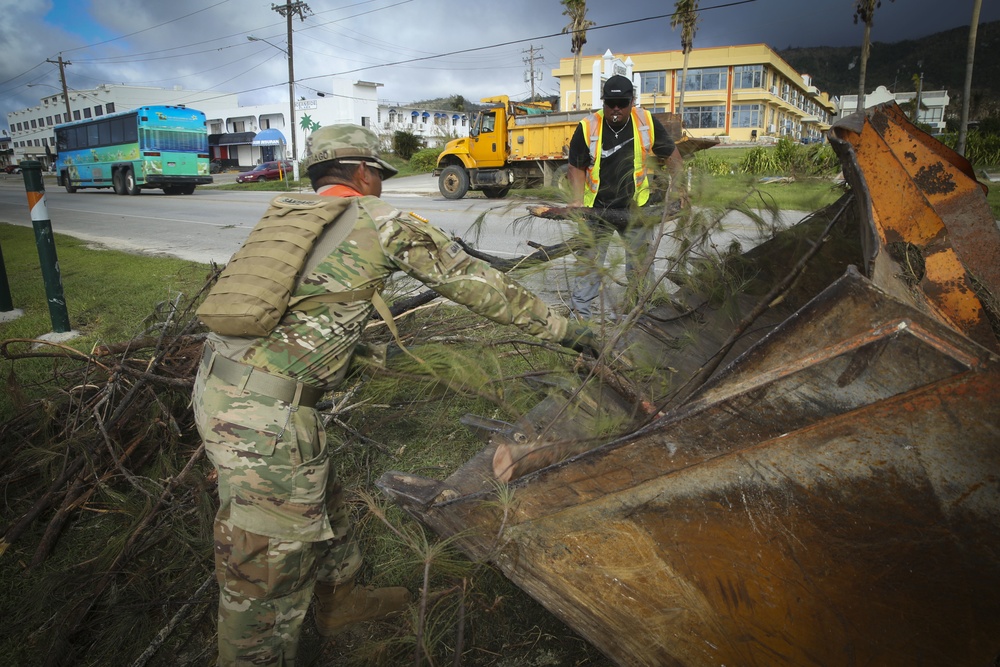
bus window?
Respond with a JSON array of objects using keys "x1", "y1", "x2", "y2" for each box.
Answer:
[
  {"x1": 57, "y1": 129, "x2": 69, "y2": 152},
  {"x1": 87, "y1": 124, "x2": 100, "y2": 147},
  {"x1": 124, "y1": 122, "x2": 138, "y2": 144},
  {"x1": 110, "y1": 118, "x2": 124, "y2": 144},
  {"x1": 98, "y1": 120, "x2": 111, "y2": 146}
]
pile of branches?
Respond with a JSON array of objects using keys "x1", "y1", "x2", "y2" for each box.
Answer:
[{"x1": 0, "y1": 294, "x2": 218, "y2": 667}]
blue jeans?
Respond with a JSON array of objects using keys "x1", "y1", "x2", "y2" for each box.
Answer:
[{"x1": 570, "y1": 215, "x2": 653, "y2": 319}]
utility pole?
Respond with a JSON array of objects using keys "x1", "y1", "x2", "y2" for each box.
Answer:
[
  {"x1": 270, "y1": 1, "x2": 310, "y2": 179},
  {"x1": 522, "y1": 45, "x2": 543, "y2": 102},
  {"x1": 956, "y1": 0, "x2": 981, "y2": 157},
  {"x1": 46, "y1": 56, "x2": 72, "y2": 120},
  {"x1": 913, "y1": 62, "x2": 924, "y2": 125}
]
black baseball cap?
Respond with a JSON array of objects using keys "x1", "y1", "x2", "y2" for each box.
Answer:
[{"x1": 602, "y1": 75, "x2": 634, "y2": 99}]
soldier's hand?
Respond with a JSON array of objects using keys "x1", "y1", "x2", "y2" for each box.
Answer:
[{"x1": 560, "y1": 322, "x2": 599, "y2": 357}]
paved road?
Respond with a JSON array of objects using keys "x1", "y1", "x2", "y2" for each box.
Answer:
[
  {"x1": 0, "y1": 172, "x2": 806, "y2": 305},
  {"x1": 0, "y1": 174, "x2": 573, "y2": 265}
]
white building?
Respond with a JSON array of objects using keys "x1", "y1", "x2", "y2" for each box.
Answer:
[
  {"x1": 6, "y1": 80, "x2": 383, "y2": 170},
  {"x1": 376, "y1": 102, "x2": 470, "y2": 149},
  {"x1": 837, "y1": 85, "x2": 950, "y2": 133}
]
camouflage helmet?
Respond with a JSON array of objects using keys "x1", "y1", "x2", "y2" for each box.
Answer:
[{"x1": 303, "y1": 124, "x2": 398, "y2": 178}]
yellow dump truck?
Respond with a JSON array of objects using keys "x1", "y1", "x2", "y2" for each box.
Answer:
[
  {"x1": 435, "y1": 95, "x2": 687, "y2": 200},
  {"x1": 434, "y1": 96, "x2": 589, "y2": 200}
]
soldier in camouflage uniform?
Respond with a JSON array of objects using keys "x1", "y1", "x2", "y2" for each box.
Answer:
[{"x1": 192, "y1": 124, "x2": 594, "y2": 666}]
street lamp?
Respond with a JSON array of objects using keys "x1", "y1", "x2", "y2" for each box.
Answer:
[{"x1": 248, "y1": 35, "x2": 297, "y2": 177}]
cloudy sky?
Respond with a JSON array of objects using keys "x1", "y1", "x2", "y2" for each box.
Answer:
[{"x1": 2, "y1": 0, "x2": 996, "y2": 127}]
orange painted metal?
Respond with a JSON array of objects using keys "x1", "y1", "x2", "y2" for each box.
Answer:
[{"x1": 832, "y1": 102, "x2": 1000, "y2": 351}]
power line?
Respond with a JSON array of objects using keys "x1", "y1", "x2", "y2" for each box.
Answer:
[{"x1": 6, "y1": 0, "x2": 757, "y2": 111}]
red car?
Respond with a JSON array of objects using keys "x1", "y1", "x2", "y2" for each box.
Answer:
[
  {"x1": 235, "y1": 160, "x2": 293, "y2": 183},
  {"x1": 3, "y1": 164, "x2": 21, "y2": 174}
]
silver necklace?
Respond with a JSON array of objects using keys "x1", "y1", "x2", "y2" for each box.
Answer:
[{"x1": 606, "y1": 116, "x2": 631, "y2": 139}]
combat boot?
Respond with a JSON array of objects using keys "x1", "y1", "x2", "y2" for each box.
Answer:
[{"x1": 313, "y1": 580, "x2": 411, "y2": 637}]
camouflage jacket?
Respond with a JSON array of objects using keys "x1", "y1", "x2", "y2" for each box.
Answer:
[{"x1": 209, "y1": 190, "x2": 570, "y2": 387}]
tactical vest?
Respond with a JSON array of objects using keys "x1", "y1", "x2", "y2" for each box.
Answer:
[
  {"x1": 197, "y1": 194, "x2": 368, "y2": 337},
  {"x1": 580, "y1": 107, "x2": 655, "y2": 207}
]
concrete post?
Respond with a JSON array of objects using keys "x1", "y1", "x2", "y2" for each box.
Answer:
[{"x1": 21, "y1": 160, "x2": 72, "y2": 333}]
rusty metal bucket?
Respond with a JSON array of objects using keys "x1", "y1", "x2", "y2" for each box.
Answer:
[{"x1": 379, "y1": 103, "x2": 1000, "y2": 666}]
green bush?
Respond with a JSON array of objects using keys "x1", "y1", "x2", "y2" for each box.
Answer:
[
  {"x1": 689, "y1": 151, "x2": 733, "y2": 176},
  {"x1": 393, "y1": 130, "x2": 423, "y2": 161},
  {"x1": 409, "y1": 147, "x2": 443, "y2": 173},
  {"x1": 738, "y1": 146, "x2": 781, "y2": 175},
  {"x1": 940, "y1": 130, "x2": 1000, "y2": 167}
]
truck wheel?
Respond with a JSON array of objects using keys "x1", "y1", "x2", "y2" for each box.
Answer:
[
  {"x1": 482, "y1": 186, "x2": 511, "y2": 199},
  {"x1": 439, "y1": 165, "x2": 469, "y2": 200},
  {"x1": 124, "y1": 169, "x2": 141, "y2": 195}
]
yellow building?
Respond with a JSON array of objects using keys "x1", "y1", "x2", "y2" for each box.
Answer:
[{"x1": 552, "y1": 44, "x2": 837, "y2": 143}]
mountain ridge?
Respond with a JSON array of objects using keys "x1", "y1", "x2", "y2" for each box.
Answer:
[{"x1": 779, "y1": 20, "x2": 999, "y2": 115}]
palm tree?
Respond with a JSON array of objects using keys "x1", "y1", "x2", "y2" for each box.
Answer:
[
  {"x1": 671, "y1": 0, "x2": 700, "y2": 123},
  {"x1": 853, "y1": 0, "x2": 894, "y2": 115},
  {"x1": 956, "y1": 0, "x2": 982, "y2": 156},
  {"x1": 561, "y1": 0, "x2": 595, "y2": 111}
]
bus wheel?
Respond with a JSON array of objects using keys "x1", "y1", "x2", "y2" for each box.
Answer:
[
  {"x1": 113, "y1": 171, "x2": 127, "y2": 195},
  {"x1": 63, "y1": 173, "x2": 77, "y2": 194},
  {"x1": 180, "y1": 185, "x2": 196, "y2": 195},
  {"x1": 439, "y1": 165, "x2": 469, "y2": 200},
  {"x1": 162, "y1": 186, "x2": 180, "y2": 195},
  {"x1": 124, "y1": 169, "x2": 141, "y2": 196}
]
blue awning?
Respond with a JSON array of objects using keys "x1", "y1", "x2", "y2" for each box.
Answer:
[{"x1": 252, "y1": 128, "x2": 287, "y2": 146}]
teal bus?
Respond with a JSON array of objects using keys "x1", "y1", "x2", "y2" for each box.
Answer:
[{"x1": 55, "y1": 105, "x2": 212, "y2": 195}]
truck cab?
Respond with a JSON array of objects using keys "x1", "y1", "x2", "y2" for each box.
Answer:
[{"x1": 435, "y1": 99, "x2": 514, "y2": 200}]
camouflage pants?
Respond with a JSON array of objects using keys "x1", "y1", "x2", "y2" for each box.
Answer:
[{"x1": 192, "y1": 363, "x2": 362, "y2": 667}]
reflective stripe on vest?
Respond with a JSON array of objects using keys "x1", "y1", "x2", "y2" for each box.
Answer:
[{"x1": 580, "y1": 108, "x2": 655, "y2": 207}]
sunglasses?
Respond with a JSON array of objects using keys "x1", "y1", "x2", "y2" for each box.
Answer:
[
  {"x1": 340, "y1": 159, "x2": 383, "y2": 174},
  {"x1": 604, "y1": 98, "x2": 632, "y2": 109}
]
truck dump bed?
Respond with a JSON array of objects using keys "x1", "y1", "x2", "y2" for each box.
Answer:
[{"x1": 379, "y1": 102, "x2": 1000, "y2": 666}]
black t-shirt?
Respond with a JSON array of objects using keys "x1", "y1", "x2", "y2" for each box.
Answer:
[{"x1": 568, "y1": 111, "x2": 675, "y2": 210}]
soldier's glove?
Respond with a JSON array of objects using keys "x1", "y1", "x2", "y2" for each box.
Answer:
[{"x1": 560, "y1": 322, "x2": 599, "y2": 357}]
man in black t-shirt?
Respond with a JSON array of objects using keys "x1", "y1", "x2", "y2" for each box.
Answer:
[{"x1": 566, "y1": 75, "x2": 683, "y2": 319}]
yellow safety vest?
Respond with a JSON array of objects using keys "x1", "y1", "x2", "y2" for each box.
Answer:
[{"x1": 580, "y1": 107, "x2": 655, "y2": 207}]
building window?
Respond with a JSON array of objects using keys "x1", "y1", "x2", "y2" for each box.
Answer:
[
  {"x1": 46, "y1": 116, "x2": 52, "y2": 126},
  {"x1": 683, "y1": 105, "x2": 727, "y2": 129},
  {"x1": 640, "y1": 70, "x2": 666, "y2": 94},
  {"x1": 16, "y1": 122, "x2": 22, "y2": 131},
  {"x1": 361, "y1": 116, "x2": 370, "y2": 127},
  {"x1": 31, "y1": 119, "x2": 38, "y2": 128},
  {"x1": 733, "y1": 65, "x2": 764, "y2": 89},
  {"x1": 74, "y1": 110, "x2": 81, "y2": 120},
  {"x1": 680, "y1": 67, "x2": 728, "y2": 92},
  {"x1": 106, "y1": 102, "x2": 115, "y2": 113},
  {"x1": 731, "y1": 104, "x2": 761, "y2": 128},
  {"x1": 83, "y1": 108, "x2": 92, "y2": 119},
  {"x1": 94, "y1": 105, "x2": 103, "y2": 116}
]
